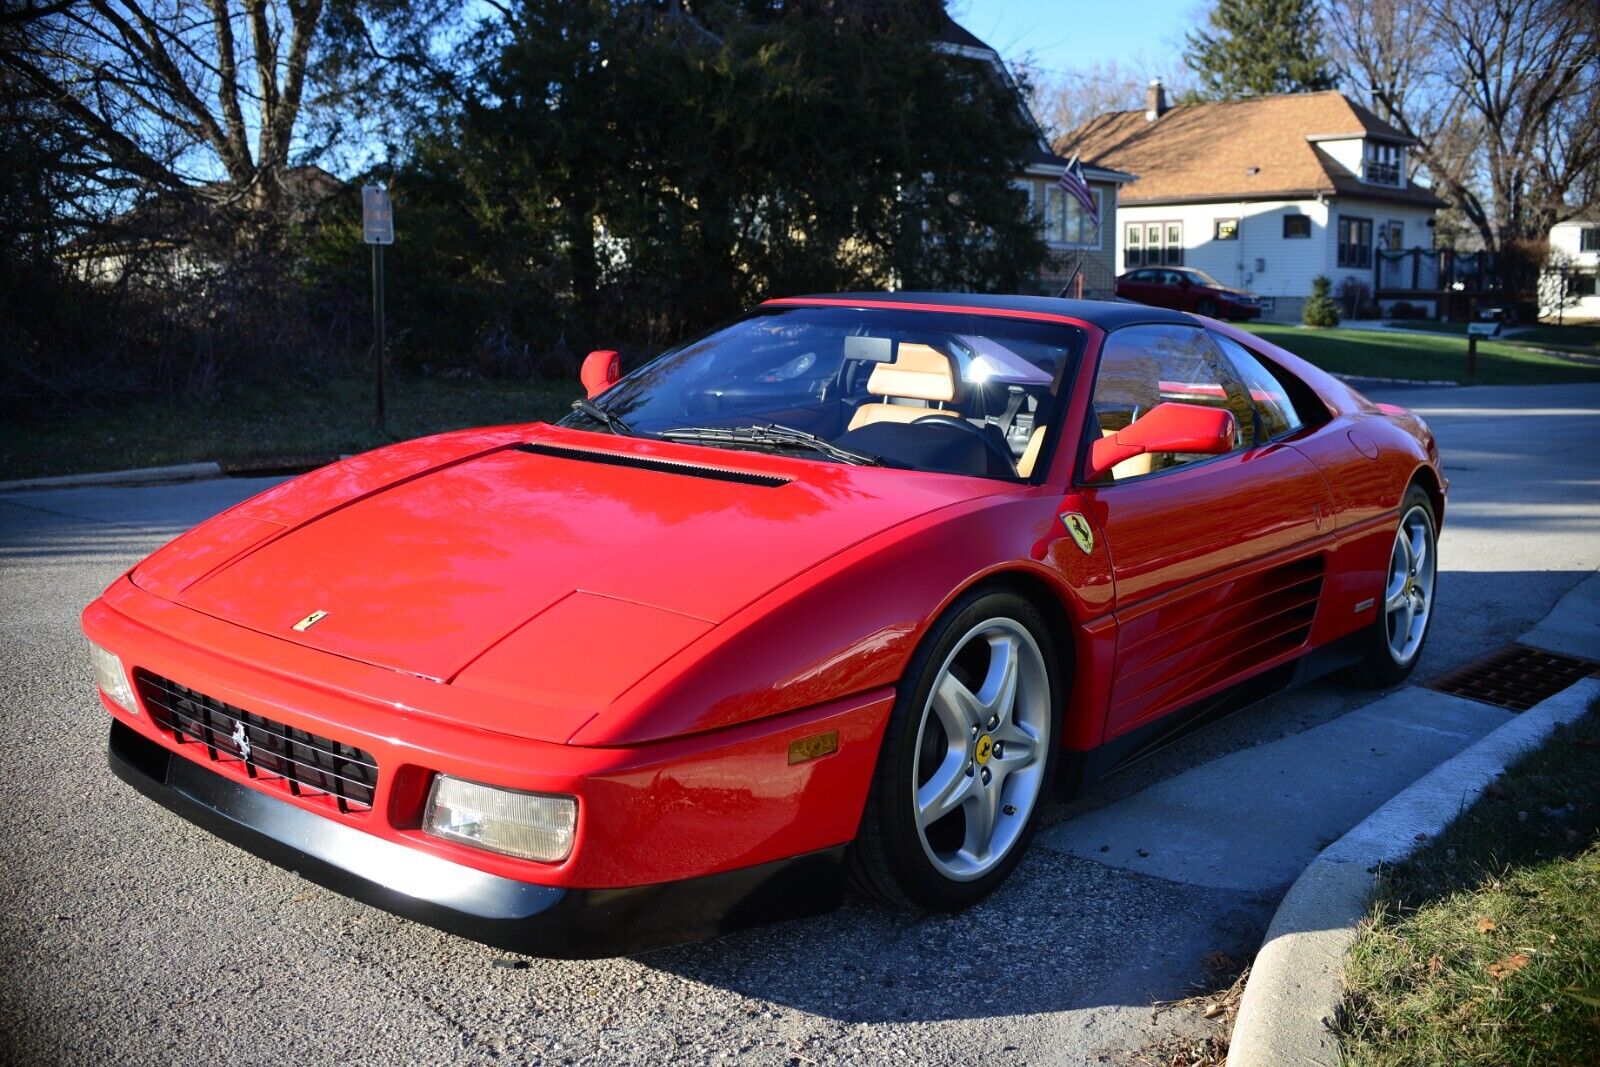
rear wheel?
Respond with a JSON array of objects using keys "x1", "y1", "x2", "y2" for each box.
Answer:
[
  {"x1": 850, "y1": 590, "x2": 1061, "y2": 910},
  {"x1": 1348, "y1": 485, "x2": 1437, "y2": 687}
]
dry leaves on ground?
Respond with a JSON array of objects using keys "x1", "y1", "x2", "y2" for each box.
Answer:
[{"x1": 1487, "y1": 953, "x2": 1530, "y2": 979}]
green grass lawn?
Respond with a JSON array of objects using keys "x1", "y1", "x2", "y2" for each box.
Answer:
[
  {"x1": 1337, "y1": 699, "x2": 1600, "y2": 1067},
  {"x1": 1245, "y1": 323, "x2": 1600, "y2": 385},
  {"x1": 1, "y1": 374, "x2": 579, "y2": 480},
  {"x1": 1386, "y1": 320, "x2": 1600, "y2": 356}
]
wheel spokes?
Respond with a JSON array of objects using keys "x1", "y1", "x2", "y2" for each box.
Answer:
[
  {"x1": 959, "y1": 779, "x2": 1002, "y2": 864},
  {"x1": 932, "y1": 671, "x2": 983, "y2": 740},
  {"x1": 974, "y1": 633, "x2": 1020, "y2": 726},
  {"x1": 916, "y1": 753, "x2": 972, "y2": 826}
]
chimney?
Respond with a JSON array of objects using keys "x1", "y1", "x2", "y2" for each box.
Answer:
[{"x1": 1146, "y1": 79, "x2": 1168, "y2": 121}]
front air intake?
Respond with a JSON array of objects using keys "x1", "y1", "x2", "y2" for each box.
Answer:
[{"x1": 514, "y1": 442, "x2": 790, "y2": 488}]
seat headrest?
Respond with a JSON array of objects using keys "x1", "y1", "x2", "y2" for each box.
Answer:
[{"x1": 866, "y1": 343, "x2": 956, "y2": 403}]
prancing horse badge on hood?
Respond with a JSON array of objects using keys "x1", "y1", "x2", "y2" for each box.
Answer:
[{"x1": 1060, "y1": 512, "x2": 1094, "y2": 555}]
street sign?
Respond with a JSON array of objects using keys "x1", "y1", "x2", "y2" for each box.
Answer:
[{"x1": 362, "y1": 185, "x2": 394, "y2": 245}]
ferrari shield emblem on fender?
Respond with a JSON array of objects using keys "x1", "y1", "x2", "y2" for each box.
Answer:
[
  {"x1": 1060, "y1": 512, "x2": 1095, "y2": 555},
  {"x1": 293, "y1": 609, "x2": 329, "y2": 632}
]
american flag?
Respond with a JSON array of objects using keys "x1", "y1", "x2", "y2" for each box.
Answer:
[{"x1": 1058, "y1": 154, "x2": 1099, "y2": 225}]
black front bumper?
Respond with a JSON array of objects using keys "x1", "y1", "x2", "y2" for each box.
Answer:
[{"x1": 110, "y1": 720, "x2": 847, "y2": 958}]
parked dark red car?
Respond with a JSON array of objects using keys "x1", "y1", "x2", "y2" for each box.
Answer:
[{"x1": 1117, "y1": 266, "x2": 1263, "y2": 321}]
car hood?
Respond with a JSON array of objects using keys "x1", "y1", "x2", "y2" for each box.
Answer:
[{"x1": 133, "y1": 425, "x2": 995, "y2": 684}]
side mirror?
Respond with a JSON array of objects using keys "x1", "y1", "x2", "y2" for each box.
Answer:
[
  {"x1": 580, "y1": 349, "x2": 621, "y2": 399},
  {"x1": 1085, "y1": 402, "x2": 1236, "y2": 482}
]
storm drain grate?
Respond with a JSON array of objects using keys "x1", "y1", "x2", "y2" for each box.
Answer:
[{"x1": 1426, "y1": 644, "x2": 1599, "y2": 712}]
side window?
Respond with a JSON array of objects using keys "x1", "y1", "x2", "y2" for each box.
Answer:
[
  {"x1": 1209, "y1": 333, "x2": 1305, "y2": 441},
  {"x1": 1090, "y1": 325, "x2": 1254, "y2": 481}
]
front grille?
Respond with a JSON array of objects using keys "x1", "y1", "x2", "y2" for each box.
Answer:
[{"x1": 136, "y1": 672, "x2": 379, "y2": 813}]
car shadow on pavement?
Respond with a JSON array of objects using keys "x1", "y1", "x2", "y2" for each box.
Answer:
[{"x1": 635, "y1": 813, "x2": 1274, "y2": 1025}]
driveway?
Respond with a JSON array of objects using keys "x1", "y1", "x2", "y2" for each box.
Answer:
[{"x1": 2, "y1": 382, "x2": 1596, "y2": 1065}]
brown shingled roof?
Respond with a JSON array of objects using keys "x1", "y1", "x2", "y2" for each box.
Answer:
[{"x1": 1057, "y1": 91, "x2": 1445, "y2": 208}]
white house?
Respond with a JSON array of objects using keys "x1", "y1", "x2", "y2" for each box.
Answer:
[
  {"x1": 1059, "y1": 86, "x2": 1445, "y2": 321},
  {"x1": 937, "y1": 19, "x2": 1136, "y2": 300},
  {"x1": 1541, "y1": 217, "x2": 1600, "y2": 321}
]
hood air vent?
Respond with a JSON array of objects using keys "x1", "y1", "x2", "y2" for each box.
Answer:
[{"x1": 515, "y1": 442, "x2": 790, "y2": 488}]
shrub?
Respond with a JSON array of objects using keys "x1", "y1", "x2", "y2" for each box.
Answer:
[
  {"x1": 1303, "y1": 275, "x2": 1341, "y2": 327},
  {"x1": 1337, "y1": 276, "x2": 1374, "y2": 318},
  {"x1": 1387, "y1": 300, "x2": 1425, "y2": 320}
]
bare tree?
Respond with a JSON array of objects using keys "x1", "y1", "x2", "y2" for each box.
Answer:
[
  {"x1": 1022, "y1": 59, "x2": 1194, "y2": 143},
  {"x1": 1329, "y1": 0, "x2": 1600, "y2": 305},
  {"x1": 0, "y1": 0, "x2": 468, "y2": 252}
]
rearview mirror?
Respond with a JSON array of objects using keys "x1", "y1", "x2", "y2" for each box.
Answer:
[
  {"x1": 581, "y1": 349, "x2": 621, "y2": 399},
  {"x1": 1085, "y1": 402, "x2": 1236, "y2": 482}
]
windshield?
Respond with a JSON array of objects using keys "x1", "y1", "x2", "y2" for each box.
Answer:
[
  {"x1": 1183, "y1": 267, "x2": 1226, "y2": 288},
  {"x1": 559, "y1": 305, "x2": 1084, "y2": 481}
]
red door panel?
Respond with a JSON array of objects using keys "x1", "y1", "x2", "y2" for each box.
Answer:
[{"x1": 1087, "y1": 444, "x2": 1336, "y2": 737}]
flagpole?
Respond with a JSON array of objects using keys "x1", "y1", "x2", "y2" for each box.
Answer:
[
  {"x1": 1052, "y1": 154, "x2": 1104, "y2": 300},
  {"x1": 1055, "y1": 209, "x2": 1105, "y2": 300}
]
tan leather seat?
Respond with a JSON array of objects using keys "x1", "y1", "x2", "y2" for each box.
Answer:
[
  {"x1": 848, "y1": 343, "x2": 961, "y2": 431},
  {"x1": 1016, "y1": 426, "x2": 1047, "y2": 478},
  {"x1": 1100, "y1": 426, "x2": 1154, "y2": 480}
]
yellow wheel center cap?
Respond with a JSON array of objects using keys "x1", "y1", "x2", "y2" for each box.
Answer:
[{"x1": 975, "y1": 734, "x2": 994, "y2": 765}]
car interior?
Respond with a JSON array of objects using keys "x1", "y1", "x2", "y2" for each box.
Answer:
[{"x1": 579, "y1": 308, "x2": 1091, "y2": 480}]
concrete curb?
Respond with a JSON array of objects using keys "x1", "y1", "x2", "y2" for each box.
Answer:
[
  {"x1": 1227, "y1": 673, "x2": 1599, "y2": 1067},
  {"x1": 0, "y1": 462, "x2": 224, "y2": 494}
]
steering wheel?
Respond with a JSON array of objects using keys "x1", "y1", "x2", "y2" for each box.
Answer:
[{"x1": 910, "y1": 414, "x2": 1018, "y2": 476}]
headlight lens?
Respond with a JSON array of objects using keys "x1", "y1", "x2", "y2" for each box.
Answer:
[
  {"x1": 89, "y1": 641, "x2": 136, "y2": 713},
  {"x1": 423, "y1": 776, "x2": 576, "y2": 863}
]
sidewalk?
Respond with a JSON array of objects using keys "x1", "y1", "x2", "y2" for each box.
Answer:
[{"x1": 1227, "y1": 571, "x2": 1599, "y2": 1067}]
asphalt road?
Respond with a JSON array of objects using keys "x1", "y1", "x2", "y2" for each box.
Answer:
[{"x1": 3, "y1": 382, "x2": 1597, "y2": 1066}]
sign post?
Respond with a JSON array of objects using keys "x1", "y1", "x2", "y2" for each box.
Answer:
[{"x1": 362, "y1": 185, "x2": 395, "y2": 429}]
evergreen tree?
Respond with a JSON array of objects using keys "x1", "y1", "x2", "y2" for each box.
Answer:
[
  {"x1": 1303, "y1": 275, "x2": 1341, "y2": 327},
  {"x1": 1185, "y1": 0, "x2": 1339, "y2": 99}
]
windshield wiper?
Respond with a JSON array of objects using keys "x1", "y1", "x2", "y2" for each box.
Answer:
[
  {"x1": 570, "y1": 397, "x2": 635, "y2": 435},
  {"x1": 658, "y1": 423, "x2": 887, "y2": 467}
]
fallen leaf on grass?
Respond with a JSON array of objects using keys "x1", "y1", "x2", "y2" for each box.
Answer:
[
  {"x1": 1476, "y1": 917, "x2": 1497, "y2": 933},
  {"x1": 1202, "y1": 1002, "x2": 1224, "y2": 1018},
  {"x1": 1487, "y1": 953, "x2": 1529, "y2": 979},
  {"x1": 1429, "y1": 956, "x2": 1443, "y2": 975}
]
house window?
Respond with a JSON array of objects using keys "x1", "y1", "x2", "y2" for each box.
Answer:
[
  {"x1": 1364, "y1": 142, "x2": 1402, "y2": 185},
  {"x1": 1041, "y1": 185, "x2": 1102, "y2": 247},
  {"x1": 1570, "y1": 273, "x2": 1598, "y2": 297},
  {"x1": 1126, "y1": 222, "x2": 1182, "y2": 266},
  {"x1": 1215, "y1": 218, "x2": 1238, "y2": 240},
  {"x1": 1382, "y1": 221, "x2": 1404, "y2": 251},
  {"x1": 1581, "y1": 227, "x2": 1600, "y2": 253},
  {"x1": 1283, "y1": 214, "x2": 1311, "y2": 239},
  {"x1": 1338, "y1": 216, "x2": 1373, "y2": 268}
]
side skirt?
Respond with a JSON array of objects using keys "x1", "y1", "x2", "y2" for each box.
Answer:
[{"x1": 1061, "y1": 631, "x2": 1368, "y2": 794}]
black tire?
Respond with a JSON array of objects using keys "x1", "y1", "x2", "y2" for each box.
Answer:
[
  {"x1": 849, "y1": 588, "x2": 1063, "y2": 911},
  {"x1": 1195, "y1": 297, "x2": 1219, "y2": 318},
  {"x1": 1347, "y1": 484, "x2": 1438, "y2": 688}
]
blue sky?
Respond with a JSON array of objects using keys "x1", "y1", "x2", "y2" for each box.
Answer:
[{"x1": 948, "y1": 0, "x2": 1201, "y2": 83}]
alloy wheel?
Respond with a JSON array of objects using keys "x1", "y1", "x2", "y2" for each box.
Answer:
[
  {"x1": 1384, "y1": 503, "x2": 1436, "y2": 665},
  {"x1": 910, "y1": 618, "x2": 1051, "y2": 882}
]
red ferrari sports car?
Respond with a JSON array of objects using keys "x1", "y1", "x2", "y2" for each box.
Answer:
[{"x1": 84, "y1": 294, "x2": 1443, "y2": 956}]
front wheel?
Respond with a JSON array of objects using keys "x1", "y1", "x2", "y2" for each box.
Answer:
[
  {"x1": 1348, "y1": 485, "x2": 1438, "y2": 687},
  {"x1": 850, "y1": 590, "x2": 1061, "y2": 911},
  {"x1": 1195, "y1": 297, "x2": 1219, "y2": 318}
]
